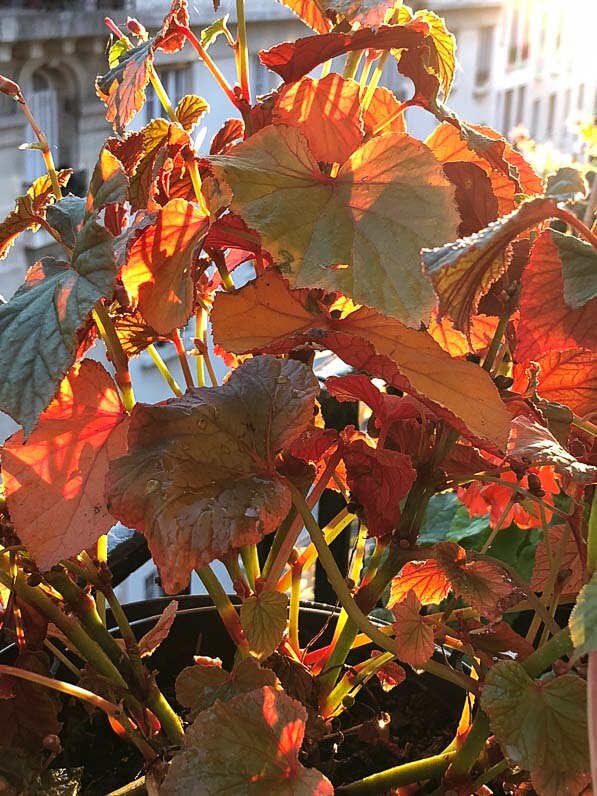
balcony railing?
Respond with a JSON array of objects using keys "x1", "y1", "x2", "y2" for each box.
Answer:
[{"x1": 0, "y1": 1, "x2": 130, "y2": 9}]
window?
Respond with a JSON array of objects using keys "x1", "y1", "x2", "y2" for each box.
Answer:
[
  {"x1": 563, "y1": 88, "x2": 571, "y2": 125},
  {"x1": 25, "y1": 71, "x2": 58, "y2": 184},
  {"x1": 503, "y1": 88, "x2": 514, "y2": 136},
  {"x1": 546, "y1": 93, "x2": 557, "y2": 138},
  {"x1": 251, "y1": 55, "x2": 281, "y2": 98},
  {"x1": 475, "y1": 27, "x2": 494, "y2": 86},
  {"x1": 145, "y1": 66, "x2": 189, "y2": 122},
  {"x1": 531, "y1": 98, "x2": 541, "y2": 137},
  {"x1": 578, "y1": 84, "x2": 585, "y2": 110}
]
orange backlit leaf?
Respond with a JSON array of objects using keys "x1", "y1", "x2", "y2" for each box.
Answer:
[
  {"x1": 435, "y1": 541, "x2": 517, "y2": 619},
  {"x1": 2, "y1": 361, "x2": 129, "y2": 569},
  {"x1": 535, "y1": 348, "x2": 597, "y2": 419},
  {"x1": 370, "y1": 651, "x2": 406, "y2": 692},
  {"x1": 389, "y1": 559, "x2": 450, "y2": 607},
  {"x1": 210, "y1": 118, "x2": 245, "y2": 155},
  {"x1": 531, "y1": 525, "x2": 584, "y2": 595},
  {"x1": 274, "y1": 0, "x2": 332, "y2": 34},
  {"x1": 362, "y1": 85, "x2": 406, "y2": 135},
  {"x1": 163, "y1": 686, "x2": 333, "y2": 794},
  {"x1": 0, "y1": 171, "x2": 71, "y2": 260},
  {"x1": 423, "y1": 197, "x2": 557, "y2": 335},
  {"x1": 442, "y1": 161, "x2": 499, "y2": 237},
  {"x1": 342, "y1": 439, "x2": 416, "y2": 536},
  {"x1": 425, "y1": 122, "x2": 542, "y2": 215},
  {"x1": 121, "y1": 198, "x2": 209, "y2": 334},
  {"x1": 428, "y1": 312, "x2": 499, "y2": 357},
  {"x1": 391, "y1": 590, "x2": 435, "y2": 667},
  {"x1": 259, "y1": 22, "x2": 429, "y2": 83},
  {"x1": 175, "y1": 94, "x2": 208, "y2": 132},
  {"x1": 209, "y1": 124, "x2": 458, "y2": 325},
  {"x1": 517, "y1": 231, "x2": 597, "y2": 361},
  {"x1": 96, "y1": 40, "x2": 154, "y2": 133},
  {"x1": 113, "y1": 309, "x2": 171, "y2": 357},
  {"x1": 212, "y1": 272, "x2": 511, "y2": 451},
  {"x1": 107, "y1": 357, "x2": 318, "y2": 593},
  {"x1": 272, "y1": 74, "x2": 364, "y2": 165}
]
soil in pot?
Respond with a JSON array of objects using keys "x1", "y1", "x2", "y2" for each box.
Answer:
[{"x1": 28, "y1": 596, "x2": 466, "y2": 794}]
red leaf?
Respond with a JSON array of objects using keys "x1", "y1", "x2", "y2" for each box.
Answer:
[
  {"x1": 2, "y1": 361, "x2": 129, "y2": 570},
  {"x1": 210, "y1": 118, "x2": 245, "y2": 155},
  {"x1": 389, "y1": 559, "x2": 450, "y2": 607},
  {"x1": 391, "y1": 590, "x2": 435, "y2": 666},
  {"x1": 343, "y1": 439, "x2": 416, "y2": 536},
  {"x1": 272, "y1": 74, "x2": 363, "y2": 165},
  {"x1": 138, "y1": 599, "x2": 179, "y2": 657},
  {"x1": 535, "y1": 349, "x2": 597, "y2": 419},
  {"x1": 435, "y1": 541, "x2": 517, "y2": 619},
  {"x1": 121, "y1": 198, "x2": 209, "y2": 334},
  {"x1": 259, "y1": 22, "x2": 429, "y2": 83},
  {"x1": 370, "y1": 650, "x2": 406, "y2": 692},
  {"x1": 517, "y1": 230, "x2": 597, "y2": 361},
  {"x1": 442, "y1": 161, "x2": 499, "y2": 237}
]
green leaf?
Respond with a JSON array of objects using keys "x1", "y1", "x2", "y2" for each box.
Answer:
[
  {"x1": 481, "y1": 661, "x2": 590, "y2": 796},
  {"x1": 46, "y1": 195, "x2": 85, "y2": 249},
  {"x1": 108, "y1": 37, "x2": 130, "y2": 69},
  {"x1": 240, "y1": 592, "x2": 288, "y2": 660},
  {"x1": 107, "y1": 356, "x2": 319, "y2": 593},
  {"x1": 551, "y1": 229, "x2": 597, "y2": 310},
  {"x1": 200, "y1": 15, "x2": 230, "y2": 49},
  {"x1": 570, "y1": 573, "x2": 597, "y2": 657},
  {"x1": 0, "y1": 217, "x2": 116, "y2": 435},
  {"x1": 162, "y1": 686, "x2": 333, "y2": 795},
  {"x1": 419, "y1": 492, "x2": 489, "y2": 544},
  {"x1": 176, "y1": 657, "x2": 278, "y2": 718},
  {"x1": 544, "y1": 166, "x2": 588, "y2": 202},
  {"x1": 209, "y1": 124, "x2": 459, "y2": 326}
]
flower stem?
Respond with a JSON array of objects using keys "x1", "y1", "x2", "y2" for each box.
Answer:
[
  {"x1": 20, "y1": 98, "x2": 62, "y2": 200},
  {"x1": 171, "y1": 330, "x2": 194, "y2": 390},
  {"x1": 195, "y1": 566, "x2": 250, "y2": 655},
  {"x1": 337, "y1": 749, "x2": 458, "y2": 794},
  {"x1": 176, "y1": 25, "x2": 243, "y2": 112},
  {"x1": 93, "y1": 303, "x2": 135, "y2": 411},
  {"x1": 235, "y1": 0, "x2": 251, "y2": 102},
  {"x1": 240, "y1": 544, "x2": 260, "y2": 591}
]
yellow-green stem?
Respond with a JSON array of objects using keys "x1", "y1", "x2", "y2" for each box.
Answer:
[
  {"x1": 235, "y1": 0, "x2": 251, "y2": 102},
  {"x1": 194, "y1": 308, "x2": 206, "y2": 387},
  {"x1": 196, "y1": 566, "x2": 250, "y2": 656},
  {"x1": 361, "y1": 51, "x2": 388, "y2": 110},
  {"x1": 171, "y1": 330, "x2": 194, "y2": 390},
  {"x1": 147, "y1": 344, "x2": 182, "y2": 397},
  {"x1": 289, "y1": 561, "x2": 302, "y2": 653},
  {"x1": 93, "y1": 304, "x2": 135, "y2": 411},
  {"x1": 240, "y1": 544, "x2": 260, "y2": 591},
  {"x1": 20, "y1": 98, "x2": 62, "y2": 200}
]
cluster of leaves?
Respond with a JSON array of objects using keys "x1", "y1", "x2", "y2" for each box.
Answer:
[{"x1": 0, "y1": 0, "x2": 596, "y2": 793}]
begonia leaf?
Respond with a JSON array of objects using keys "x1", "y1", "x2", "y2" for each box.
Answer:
[
  {"x1": 405, "y1": 8, "x2": 456, "y2": 98},
  {"x1": 370, "y1": 652, "x2": 406, "y2": 692},
  {"x1": 162, "y1": 686, "x2": 333, "y2": 795},
  {"x1": 423, "y1": 197, "x2": 557, "y2": 334},
  {"x1": 272, "y1": 74, "x2": 363, "y2": 165},
  {"x1": 121, "y1": 198, "x2": 209, "y2": 334},
  {"x1": 570, "y1": 573, "x2": 597, "y2": 657},
  {"x1": 209, "y1": 124, "x2": 459, "y2": 325},
  {"x1": 535, "y1": 349, "x2": 597, "y2": 419},
  {"x1": 391, "y1": 590, "x2": 435, "y2": 666},
  {"x1": 274, "y1": 0, "x2": 332, "y2": 33},
  {"x1": 428, "y1": 312, "x2": 499, "y2": 357},
  {"x1": 138, "y1": 599, "x2": 178, "y2": 658},
  {"x1": 96, "y1": 0, "x2": 189, "y2": 132},
  {"x1": 531, "y1": 525, "x2": 584, "y2": 595},
  {"x1": 425, "y1": 122, "x2": 542, "y2": 214},
  {"x1": 0, "y1": 170, "x2": 71, "y2": 260},
  {"x1": 46, "y1": 195, "x2": 85, "y2": 250},
  {"x1": 0, "y1": 218, "x2": 116, "y2": 434},
  {"x1": 481, "y1": 661, "x2": 590, "y2": 796},
  {"x1": 551, "y1": 229, "x2": 597, "y2": 310},
  {"x1": 435, "y1": 541, "x2": 516, "y2": 619},
  {"x1": 361, "y1": 85, "x2": 406, "y2": 134},
  {"x1": 86, "y1": 147, "x2": 129, "y2": 215},
  {"x1": 128, "y1": 119, "x2": 191, "y2": 211},
  {"x1": 176, "y1": 657, "x2": 278, "y2": 718},
  {"x1": 1, "y1": 361, "x2": 129, "y2": 569},
  {"x1": 259, "y1": 22, "x2": 429, "y2": 83},
  {"x1": 342, "y1": 439, "x2": 416, "y2": 536},
  {"x1": 240, "y1": 591, "x2": 288, "y2": 660},
  {"x1": 107, "y1": 356, "x2": 319, "y2": 593},
  {"x1": 508, "y1": 416, "x2": 597, "y2": 483},
  {"x1": 545, "y1": 166, "x2": 588, "y2": 202},
  {"x1": 389, "y1": 560, "x2": 450, "y2": 607},
  {"x1": 175, "y1": 94, "x2": 209, "y2": 132},
  {"x1": 442, "y1": 161, "x2": 498, "y2": 237},
  {"x1": 113, "y1": 310, "x2": 171, "y2": 357},
  {"x1": 210, "y1": 118, "x2": 245, "y2": 154},
  {"x1": 517, "y1": 230, "x2": 597, "y2": 360},
  {"x1": 212, "y1": 271, "x2": 511, "y2": 450}
]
